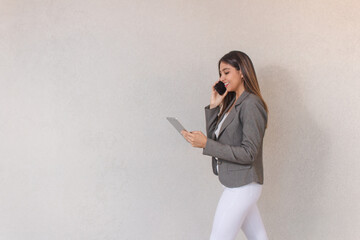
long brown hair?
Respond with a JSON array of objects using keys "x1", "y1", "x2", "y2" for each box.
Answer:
[{"x1": 217, "y1": 50, "x2": 269, "y2": 129}]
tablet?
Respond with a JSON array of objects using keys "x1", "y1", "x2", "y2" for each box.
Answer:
[{"x1": 166, "y1": 117, "x2": 187, "y2": 135}]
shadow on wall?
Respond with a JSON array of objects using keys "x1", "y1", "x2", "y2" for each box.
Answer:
[{"x1": 259, "y1": 65, "x2": 330, "y2": 238}]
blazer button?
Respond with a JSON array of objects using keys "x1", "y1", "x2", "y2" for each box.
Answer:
[{"x1": 218, "y1": 160, "x2": 222, "y2": 165}]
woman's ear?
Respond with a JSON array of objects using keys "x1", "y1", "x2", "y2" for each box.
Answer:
[{"x1": 238, "y1": 69, "x2": 244, "y2": 79}]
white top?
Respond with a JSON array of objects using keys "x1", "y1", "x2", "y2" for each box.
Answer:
[{"x1": 215, "y1": 112, "x2": 229, "y2": 173}]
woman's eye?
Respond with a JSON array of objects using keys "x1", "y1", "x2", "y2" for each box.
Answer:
[{"x1": 220, "y1": 72, "x2": 229, "y2": 76}]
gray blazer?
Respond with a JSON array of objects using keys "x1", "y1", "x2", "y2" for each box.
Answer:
[{"x1": 202, "y1": 90, "x2": 268, "y2": 188}]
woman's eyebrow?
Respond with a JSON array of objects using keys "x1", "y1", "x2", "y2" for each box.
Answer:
[{"x1": 220, "y1": 68, "x2": 230, "y2": 73}]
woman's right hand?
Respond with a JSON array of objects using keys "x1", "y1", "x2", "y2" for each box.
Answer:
[{"x1": 210, "y1": 79, "x2": 229, "y2": 109}]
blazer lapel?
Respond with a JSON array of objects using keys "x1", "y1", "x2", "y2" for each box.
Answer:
[
  {"x1": 216, "y1": 90, "x2": 250, "y2": 139},
  {"x1": 212, "y1": 97, "x2": 235, "y2": 140}
]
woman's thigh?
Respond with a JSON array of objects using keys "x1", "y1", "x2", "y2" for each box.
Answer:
[
  {"x1": 241, "y1": 204, "x2": 269, "y2": 240},
  {"x1": 210, "y1": 182, "x2": 262, "y2": 240}
]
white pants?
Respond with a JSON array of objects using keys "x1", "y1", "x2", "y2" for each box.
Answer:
[{"x1": 210, "y1": 182, "x2": 269, "y2": 240}]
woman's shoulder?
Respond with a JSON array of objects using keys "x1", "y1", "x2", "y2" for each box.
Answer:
[{"x1": 241, "y1": 92, "x2": 266, "y2": 115}]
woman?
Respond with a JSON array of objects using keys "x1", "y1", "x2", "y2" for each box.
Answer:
[{"x1": 181, "y1": 50, "x2": 269, "y2": 240}]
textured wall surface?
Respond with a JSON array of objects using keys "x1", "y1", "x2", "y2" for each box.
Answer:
[{"x1": 1, "y1": 0, "x2": 359, "y2": 239}]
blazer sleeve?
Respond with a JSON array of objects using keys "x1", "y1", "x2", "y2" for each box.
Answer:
[
  {"x1": 202, "y1": 99, "x2": 267, "y2": 165},
  {"x1": 204, "y1": 104, "x2": 220, "y2": 140}
]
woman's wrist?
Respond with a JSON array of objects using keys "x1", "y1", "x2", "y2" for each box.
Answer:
[
  {"x1": 203, "y1": 137, "x2": 208, "y2": 148},
  {"x1": 209, "y1": 104, "x2": 218, "y2": 109}
]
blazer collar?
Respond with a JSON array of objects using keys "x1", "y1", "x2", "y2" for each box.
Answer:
[{"x1": 213, "y1": 90, "x2": 250, "y2": 140}]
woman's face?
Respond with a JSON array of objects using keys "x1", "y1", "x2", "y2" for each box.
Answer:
[{"x1": 219, "y1": 61, "x2": 243, "y2": 92}]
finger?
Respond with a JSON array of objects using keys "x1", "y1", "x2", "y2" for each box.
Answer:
[
  {"x1": 186, "y1": 135, "x2": 193, "y2": 142},
  {"x1": 212, "y1": 80, "x2": 220, "y2": 89}
]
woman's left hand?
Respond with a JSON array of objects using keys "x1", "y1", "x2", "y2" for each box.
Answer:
[{"x1": 181, "y1": 130, "x2": 207, "y2": 148}]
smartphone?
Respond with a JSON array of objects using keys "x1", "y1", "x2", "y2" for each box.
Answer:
[{"x1": 214, "y1": 81, "x2": 226, "y2": 95}]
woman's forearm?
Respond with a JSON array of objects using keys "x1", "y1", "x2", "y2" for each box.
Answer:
[{"x1": 204, "y1": 104, "x2": 220, "y2": 139}]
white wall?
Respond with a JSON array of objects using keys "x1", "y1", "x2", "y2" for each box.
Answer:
[{"x1": 1, "y1": 0, "x2": 359, "y2": 239}]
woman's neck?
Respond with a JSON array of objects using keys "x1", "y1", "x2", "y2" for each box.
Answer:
[{"x1": 235, "y1": 87, "x2": 245, "y2": 99}]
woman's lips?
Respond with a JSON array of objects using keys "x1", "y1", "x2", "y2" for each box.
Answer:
[{"x1": 225, "y1": 83, "x2": 229, "y2": 87}]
